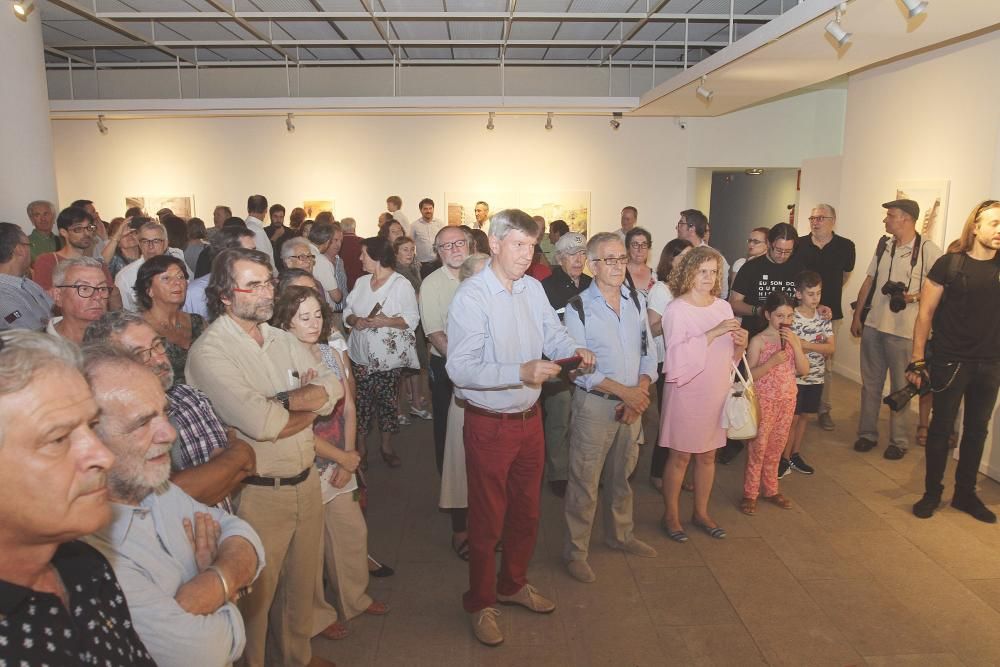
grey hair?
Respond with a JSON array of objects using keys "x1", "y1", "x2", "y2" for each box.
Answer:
[
  {"x1": 83, "y1": 310, "x2": 147, "y2": 345},
  {"x1": 138, "y1": 221, "x2": 166, "y2": 237},
  {"x1": 459, "y1": 253, "x2": 491, "y2": 281},
  {"x1": 308, "y1": 221, "x2": 334, "y2": 245},
  {"x1": 340, "y1": 217, "x2": 357, "y2": 233},
  {"x1": 281, "y1": 238, "x2": 312, "y2": 259},
  {"x1": 586, "y1": 232, "x2": 625, "y2": 261},
  {"x1": 814, "y1": 203, "x2": 837, "y2": 219},
  {"x1": 487, "y1": 209, "x2": 538, "y2": 241},
  {"x1": 52, "y1": 255, "x2": 105, "y2": 288},
  {"x1": 433, "y1": 225, "x2": 473, "y2": 253},
  {"x1": 27, "y1": 200, "x2": 54, "y2": 216},
  {"x1": 81, "y1": 342, "x2": 147, "y2": 382},
  {"x1": 0, "y1": 330, "x2": 82, "y2": 397}
]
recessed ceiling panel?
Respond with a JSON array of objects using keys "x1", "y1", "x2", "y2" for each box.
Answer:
[
  {"x1": 306, "y1": 47, "x2": 359, "y2": 60},
  {"x1": 448, "y1": 21, "x2": 504, "y2": 40},
  {"x1": 508, "y1": 21, "x2": 559, "y2": 39},
  {"x1": 273, "y1": 21, "x2": 346, "y2": 40},
  {"x1": 453, "y1": 47, "x2": 499, "y2": 58},
  {"x1": 390, "y1": 21, "x2": 450, "y2": 40}
]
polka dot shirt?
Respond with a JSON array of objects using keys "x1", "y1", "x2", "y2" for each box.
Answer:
[{"x1": 0, "y1": 541, "x2": 155, "y2": 667}]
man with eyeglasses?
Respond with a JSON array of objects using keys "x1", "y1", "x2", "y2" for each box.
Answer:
[
  {"x1": 186, "y1": 247, "x2": 342, "y2": 667},
  {"x1": 84, "y1": 310, "x2": 256, "y2": 513},
  {"x1": 677, "y1": 209, "x2": 730, "y2": 298},
  {"x1": 46, "y1": 256, "x2": 111, "y2": 344},
  {"x1": 420, "y1": 226, "x2": 472, "y2": 477},
  {"x1": 0, "y1": 222, "x2": 53, "y2": 331},
  {"x1": 115, "y1": 221, "x2": 187, "y2": 311},
  {"x1": 794, "y1": 204, "x2": 856, "y2": 430}
]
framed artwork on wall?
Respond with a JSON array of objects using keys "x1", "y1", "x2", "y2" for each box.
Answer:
[
  {"x1": 125, "y1": 195, "x2": 195, "y2": 219},
  {"x1": 445, "y1": 191, "x2": 590, "y2": 235},
  {"x1": 894, "y1": 180, "x2": 949, "y2": 249},
  {"x1": 303, "y1": 200, "x2": 335, "y2": 219}
]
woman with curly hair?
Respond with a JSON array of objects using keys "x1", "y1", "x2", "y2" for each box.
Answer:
[{"x1": 658, "y1": 246, "x2": 748, "y2": 543}]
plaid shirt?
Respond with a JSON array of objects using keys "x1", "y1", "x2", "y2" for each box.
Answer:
[{"x1": 166, "y1": 383, "x2": 233, "y2": 513}]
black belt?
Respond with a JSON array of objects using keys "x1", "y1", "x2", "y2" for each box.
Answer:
[
  {"x1": 465, "y1": 402, "x2": 539, "y2": 420},
  {"x1": 244, "y1": 467, "x2": 311, "y2": 489},
  {"x1": 583, "y1": 388, "x2": 620, "y2": 401}
]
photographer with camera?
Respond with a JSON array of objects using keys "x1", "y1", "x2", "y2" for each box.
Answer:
[
  {"x1": 850, "y1": 199, "x2": 942, "y2": 460},
  {"x1": 908, "y1": 200, "x2": 1000, "y2": 522}
]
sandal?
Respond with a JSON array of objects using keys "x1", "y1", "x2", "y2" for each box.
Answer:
[
  {"x1": 916, "y1": 425, "x2": 928, "y2": 447},
  {"x1": 364, "y1": 601, "x2": 390, "y2": 616},
  {"x1": 681, "y1": 480, "x2": 695, "y2": 493},
  {"x1": 380, "y1": 448, "x2": 401, "y2": 468},
  {"x1": 763, "y1": 493, "x2": 793, "y2": 510},
  {"x1": 318, "y1": 621, "x2": 350, "y2": 640},
  {"x1": 740, "y1": 497, "x2": 757, "y2": 515},
  {"x1": 692, "y1": 517, "x2": 727, "y2": 539},
  {"x1": 452, "y1": 535, "x2": 471, "y2": 561}
]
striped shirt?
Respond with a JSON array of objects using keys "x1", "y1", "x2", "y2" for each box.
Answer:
[{"x1": 0, "y1": 273, "x2": 53, "y2": 331}]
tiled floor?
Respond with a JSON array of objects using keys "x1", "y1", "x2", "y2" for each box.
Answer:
[{"x1": 312, "y1": 376, "x2": 1000, "y2": 666}]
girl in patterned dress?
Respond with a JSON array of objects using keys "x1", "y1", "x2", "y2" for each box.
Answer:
[{"x1": 741, "y1": 291, "x2": 810, "y2": 515}]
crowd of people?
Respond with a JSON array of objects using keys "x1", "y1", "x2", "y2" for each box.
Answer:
[{"x1": 1, "y1": 192, "x2": 998, "y2": 665}]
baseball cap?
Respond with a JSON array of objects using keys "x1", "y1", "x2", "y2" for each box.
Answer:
[
  {"x1": 554, "y1": 232, "x2": 587, "y2": 255},
  {"x1": 882, "y1": 199, "x2": 920, "y2": 222}
]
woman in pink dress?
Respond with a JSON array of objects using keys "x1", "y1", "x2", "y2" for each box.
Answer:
[{"x1": 659, "y1": 247, "x2": 748, "y2": 542}]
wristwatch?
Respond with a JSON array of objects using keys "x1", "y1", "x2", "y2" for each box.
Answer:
[{"x1": 275, "y1": 391, "x2": 290, "y2": 410}]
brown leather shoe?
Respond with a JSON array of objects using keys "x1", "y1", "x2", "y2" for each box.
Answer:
[
  {"x1": 471, "y1": 607, "x2": 503, "y2": 646},
  {"x1": 496, "y1": 584, "x2": 556, "y2": 613}
]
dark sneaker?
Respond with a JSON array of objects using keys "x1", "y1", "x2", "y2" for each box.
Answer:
[
  {"x1": 789, "y1": 453, "x2": 815, "y2": 475},
  {"x1": 778, "y1": 457, "x2": 792, "y2": 479},
  {"x1": 952, "y1": 494, "x2": 998, "y2": 524},
  {"x1": 912, "y1": 494, "x2": 941, "y2": 519},
  {"x1": 854, "y1": 437, "x2": 877, "y2": 452},
  {"x1": 717, "y1": 441, "x2": 744, "y2": 465},
  {"x1": 884, "y1": 444, "x2": 906, "y2": 460},
  {"x1": 818, "y1": 413, "x2": 835, "y2": 431}
]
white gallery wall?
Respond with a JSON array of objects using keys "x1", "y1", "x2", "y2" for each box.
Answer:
[{"x1": 47, "y1": 89, "x2": 843, "y2": 246}]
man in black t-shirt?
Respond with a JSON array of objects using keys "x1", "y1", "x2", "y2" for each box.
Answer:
[
  {"x1": 730, "y1": 222, "x2": 805, "y2": 336},
  {"x1": 909, "y1": 200, "x2": 1000, "y2": 523},
  {"x1": 795, "y1": 203, "x2": 856, "y2": 429}
]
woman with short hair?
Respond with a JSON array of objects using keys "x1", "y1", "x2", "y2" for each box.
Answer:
[{"x1": 134, "y1": 254, "x2": 204, "y2": 385}]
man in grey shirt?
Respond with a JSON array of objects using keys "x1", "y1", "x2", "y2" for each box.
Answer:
[{"x1": 0, "y1": 222, "x2": 52, "y2": 331}]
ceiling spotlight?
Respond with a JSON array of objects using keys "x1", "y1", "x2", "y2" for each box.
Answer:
[
  {"x1": 901, "y1": 0, "x2": 928, "y2": 18},
  {"x1": 486, "y1": 111, "x2": 495, "y2": 131},
  {"x1": 745, "y1": 168, "x2": 764, "y2": 176},
  {"x1": 544, "y1": 112, "x2": 553, "y2": 131},
  {"x1": 96, "y1": 115, "x2": 108, "y2": 136},
  {"x1": 12, "y1": 1, "x2": 35, "y2": 21},
  {"x1": 695, "y1": 76, "x2": 713, "y2": 102},
  {"x1": 285, "y1": 113, "x2": 295, "y2": 133},
  {"x1": 610, "y1": 112, "x2": 622, "y2": 130},
  {"x1": 825, "y1": 3, "x2": 852, "y2": 48}
]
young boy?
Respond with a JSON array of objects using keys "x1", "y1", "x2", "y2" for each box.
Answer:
[{"x1": 780, "y1": 271, "x2": 835, "y2": 477}]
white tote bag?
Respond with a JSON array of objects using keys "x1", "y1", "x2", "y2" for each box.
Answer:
[{"x1": 721, "y1": 354, "x2": 759, "y2": 440}]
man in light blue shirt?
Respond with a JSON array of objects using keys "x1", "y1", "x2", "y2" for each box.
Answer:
[
  {"x1": 446, "y1": 209, "x2": 594, "y2": 647},
  {"x1": 562, "y1": 232, "x2": 659, "y2": 583},
  {"x1": 82, "y1": 346, "x2": 265, "y2": 667}
]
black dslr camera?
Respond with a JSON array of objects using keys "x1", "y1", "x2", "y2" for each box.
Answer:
[
  {"x1": 881, "y1": 280, "x2": 908, "y2": 312},
  {"x1": 883, "y1": 362, "x2": 930, "y2": 412}
]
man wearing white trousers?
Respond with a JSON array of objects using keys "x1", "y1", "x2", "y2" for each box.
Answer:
[{"x1": 562, "y1": 232, "x2": 659, "y2": 583}]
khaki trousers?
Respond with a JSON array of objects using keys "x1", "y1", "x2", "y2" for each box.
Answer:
[
  {"x1": 236, "y1": 471, "x2": 322, "y2": 667},
  {"x1": 563, "y1": 390, "x2": 641, "y2": 562},
  {"x1": 322, "y1": 489, "x2": 374, "y2": 621}
]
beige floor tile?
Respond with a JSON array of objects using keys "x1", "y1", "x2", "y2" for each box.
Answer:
[
  {"x1": 634, "y1": 566, "x2": 740, "y2": 626},
  {"x1": 863, "y1": 653, "x2": 965, "y2": 666},
  {"x1": 964, "y1": 578, "x2": 1000, "y2": 614},
  {"x1": 675, "y1": 623, "x2": 768, "y2": 666}
]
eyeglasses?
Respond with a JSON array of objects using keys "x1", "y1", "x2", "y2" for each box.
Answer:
[
  {"x1": 67, "y1": 224, "x2": 97, "y2": 234},
  {"x1": 435, "y1": 240, "x2": 467, "y2": 251},
  {"x1": 747, "y1": 238, "x2": 764, "y2": 245},
  {"x1": 56, "y1": 283, "x2": 113, "y2": 299},
  {"x1": 594, "y1": 255, "x2": 628, "y2": 266},
  {"x1": 232, "y1": 278, "x2": 278, "y2": 294},
  {"x1": 139, "y1": 238, "x2": 165, "y2": 247},
  {"x1": 287, "y1": 254, "x2": 315, "y2": 263},
  {"x1": 629, "y1": 242, "x2": 649, "y2": 250},
  {"x1": 133, "y1": 337, "x2": 167, "y2": 363},
  {"x1": 807, "y1": 215, "x2": 833, "y2": 223},
  {"x1": 771, "y1": 247, "x2": 795, "y2": 256},
  {"x1": 675, "y1": 222, "x2": 692, "y2": 229}
]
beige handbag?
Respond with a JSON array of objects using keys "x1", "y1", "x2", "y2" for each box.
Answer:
[{"x1": 722, "y1": 354, "x2": 759, "y2": 440}]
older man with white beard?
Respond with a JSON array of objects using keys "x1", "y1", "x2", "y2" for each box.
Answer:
[{"x1": 82, "y1": 345, "x2": 265, "y2": 667}]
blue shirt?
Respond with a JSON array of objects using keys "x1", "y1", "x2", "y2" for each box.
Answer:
[
  {"x1": 183, "y1": 274, "x2": 209, "y2": 319},
  {"x1": 564, "y1": 282, "x2": 657, "y2": 392},
  {"x1": 446, "y1": 262, "x2": 579, "y2": 412},
  {"x1": 84, "y1": 483, "x2": 265, "y2": 667}
]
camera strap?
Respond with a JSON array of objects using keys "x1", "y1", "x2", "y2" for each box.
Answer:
[{"x1": 886, "y1": 233, "x2": 923, "y2": 292}]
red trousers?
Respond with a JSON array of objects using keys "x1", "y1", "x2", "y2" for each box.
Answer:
[{"x1": 462, "y1": 409, "x2": 544, "y2": 613}]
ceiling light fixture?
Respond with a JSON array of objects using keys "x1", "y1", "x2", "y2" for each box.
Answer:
[
  {"x1": 544, "y1": 112, "x2": 553, "y2": 131},
  {"x1": 825, "y1": 3, "x2": 852, "y2": 48},
  {"x1": 12, "y1": 1, "x2": 35, "y2": 21},
  {"x1": 745, "y1": 168, "x2": 764, "y2": 176},
  {"x1": 695, "y1": 76, "x2": 713, "y2": 102},
  {"x1": 610, "y1": 112, "x2": 622, "y2": 130},
  {"x1": 96, "y1": 115, "x2": 108, "y2": 136},
  {"x1": 486, "y1": 111, "x2": 495, "y2": 131},
  {"x1": 285, "y1": 113, "x2": 295, "y2": 133},
  {"x1": 901, "y1": 0, "x2": 928, "y2": 18}
]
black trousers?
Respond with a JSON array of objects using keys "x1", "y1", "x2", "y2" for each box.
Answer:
[
  {"x1": 428, "y1": 353, "x2": 453, "y2": 475},
  {"x1": 651, "y1": 363, "x2": 668, "y2": 479},
  {"x1": 925, "y1": 359, "x2": 1000, "y2": 498}
]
